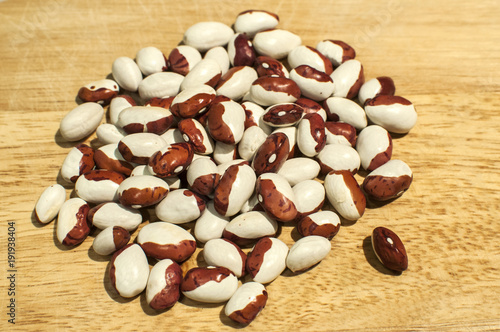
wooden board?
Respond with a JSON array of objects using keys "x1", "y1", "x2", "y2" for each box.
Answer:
[{"x1": 1, "y1": 0, "x2": 500, "y2": 330}]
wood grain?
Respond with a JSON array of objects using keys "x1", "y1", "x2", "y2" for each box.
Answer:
[{"x1": 1, "y1": 0, "x2": 500, "y2": 330}]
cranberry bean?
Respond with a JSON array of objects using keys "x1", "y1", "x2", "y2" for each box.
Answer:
[
  {"x1": 204, "y1": 238, "x2": 247, "y2": 277},
  {"x1": 183, "y1": 21, "x2": 234, "y2": 52},
  {"x1": 371, "y1": 227, "x2": 408, "y2": 271},
  {"x1": 138, "y1": 72, "x2": 184, "y2": 100},
  {"x1": 93, "y1": 143, "x2": 134, "y2": 176},
  {"x1": 136, "y1": 46, "x2": 168, "y2": 76},
  {"x1": 147, "y1": 142, "x2": 194, "y2": 177},
  {"x1": 146, "y1": 259, "x2": 183, "y2": 310},
  {"x1": 187, "y1": 158, "x2": 220, "y2": 196},
  {"x1": 287, "y1": 45, "x2": 333, "y2": 74},
  {"x1": 88, "y1": 202, "x2": 142, "y2": 231},
  {"x1": 323, "y1": 96, "x2": 367, "y2": 130},
  {"x1": 181, "y1": 266, "x2": 238, "y2": 303},
  {"x1": 56, "y1": 197, "x2": 91, "y2": 246},
  {"x1": 256, "y1": 173, "x2": 298, "y2": 222},
  {"x1": 117, "y1": 106, "x2": 174, "y2": 135},
  {"x1": 249, "y1": 76, "x2": 301, "y2": 107},
  {"x1": 253, "y1": 29, "x2": 301, "y2": 59},
  {"x1": 330, "y1": 59, "x2": 364, "y2": 99},
  {"x1": 246, "y1": 237, "x2": 289, "y2": 283},
  {"x1": 362, "y1": 159, "x2": 413, "y2": 201},
  {"x1": 59, "y1": 102, "x2": 104, "y2": 142},
  {"x1": 292, "y1": 180, "x2": 325, "y2": 218},
  {"x1": 234, "y1": 9, "x2": 279, "y2": 38},
  {"x1": 251, "y1": 132, "x2": 290, "y2": 176},
  {"x1": 228, "y1": 33, "x2": 256, "y2": 67},
  {"x1": 223, "y1": 211, "x2": 278, "y2": 246},
  {"x1": 112, "y1": 56, "x2": 143, "y2": 92},
  {"x1": 356, "y1": 125, "x2": 393, "y2": 171},
  {"x1": 316, "y1": 40, "x2": 356, "y2": 67},
  {"x1": 109, "y1": 244, "x2": 149, "y2": 298},
  {"x1": 137, "y1": 221, "x2": 196, "y2": 262},
  {"x1": 78, "y1": 79, "x2": 119, "y2": 105},
  {"x1": 118, "y1": 133, "x2": 168, "y2": 165},
  {"x1": 60, "y1": 143, "x2": 95, "y2": 183},
  {"x1": 296, "y1": 211, "x2": 340, "y2": 240},
  {"x1": 317, "y1": 144, "x2": 360, "y2": 175},
  {"x1": 324, "y1": 170, "x2": 366, "y2": 221},
  {"x1": 168, "y1": 45, "x2": 202, "y2": 76},
  {"x1": 117, "y1": 175, "x2": 169, "y2": 209},
  {"x1": 296, "y1": 112, "x2": 326, "y2": 157},
  {"x1": 35, "y1": 184, "x2": 66, "y2": 224},
  {"x1": 358, "y1": 76, "x2": 396, "y2": 105},
  {"x1": 254, "y1": 55, "x2": 289, "y2": 78},
  {"x1": 92, "y1": 226, "x2": 130, "y2": 256},
  {"x1": 364, "y1": 95, "x2": 418, "y2": 134},
  {"x1": 225, "y1": 282, "x2": 268, "y2": 325},
  {"x1": 155, "y1": 189, "x2": 205, "y2": 224},
  {"x1": 75, "y1": 170, "x2": 126, "y2": 204},
  {"x1": 286, "y1": 236, "x2": 331, "y2": 273}
]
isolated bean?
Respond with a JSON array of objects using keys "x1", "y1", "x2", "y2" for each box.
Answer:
[
  {"x1": 35, "y1": 184, "x2": 66, "y2": 224},
  {"x1": 136, "y1": 46, "x2": 168, "y2": 76},
  {"x1": 109, "y1": 243, "x2": 150, "y2": 298},
  {"x1": 289, "y1": 65, "x2": 334, "y2": 101},
  {"x1": 228, "y1": 33, "x2": 256, "y2": 67},
  {"x1": 246, "y1": 237, "x2": 289, "y2": 283},
  {"x1": 362, "y1": 159, "x2": 413, "y2": 201},
  {"x1": 252, "y1": 29, "x2": 301, "y2": 59},
  {"x1": 56, "y1": 197, "x2": 91, "y2": 246},
  {"x1": 371, "y1": 227, "x2": 408, "y2": 272},
  {"x1": 138, "y1": 72, "x2": 184, "y2": 100},
  {"x1": 215, "y1": 66, "x2": 258, "y2": 101},
  {"x1": 296, "y1": 112, "x2": 326, "y2": 157},
  {"x1": 92, "y1": 226, "x2": 130, "y2": 256},
  {"x1": 109, "y1": 95, "x2": 136, "y2": 125},
  {"x1": 256, "y1": 173, "x2": 298, "y2": 222},
  {"x1": 59, "y1": 102, "x2": 104, "y2": 142},
  {"x1": 112, "y1": 56, "x2": 143, "y2": 92},
  {"x1": 96, "y1": 123, "x2": 126, "y2": 145},
  {"x1": 251, "y1": 132, "x2": 290, "y2": 176},
  {"x1": 137, "y1": 221, "x2": 196, "y2": 262},
  {"x1": 292, "y1": 180, "x2": 325, "y2": 218},
  {"x1": 117, "y1": 175, "x2": 169, "y2": 209},
  {"x1": 146, "y1": 259, "x2": 183, "y2": 310},
  {"x1": 249, "y1": 76, "x2": 301, "y2": 107},
  {"x1": 234, "y1": 9, "x2": 279, "y2": 38},
  {"x1": 330, "y1": 59, "x2": 364, "y2": 99},
  {"x1": 204, "y1": 238, "x2": 247, "y2": 277},
  {"x1": 286, "y1": 236, "x2": 331, "y2": 273},
  {"x1": 88, "y1": 202, "x2": 142, "y2": 231},
  {"x1": 180, "y1": 59, "x2": 222, "y2": 91},
  {"x1": 323, "y1": 96, "x2": 367, "y2": 130},
  {"x1": 94, "y1": 143, "x2": 134, "y2": 176},
  {"x1": 364, "y1": 95, "x2": 418, "y2": 134},
  {"x1": 317, "y1": 144, "x2": 360, "y2": 175},
  {"x1": 183, "y1": 21, "x2": 234, "y2": 52},
  {"x1": 168, "y1": 45, "x2": 202, "y2": 76},
  {"x1": 287, "y1": 45, "x2": 333, "y2": 74},
  {"x1": 277, "y1": 157, "x2": 320, "y2": 186},
  {"x1": 117, "y1": 106, "x2": 174, "y2": 135},
  {"x1": 60, "y1": 143, "x2": 95, "y2": 183},
  {"x1": 181, "y1": 266, "x2": 238, "y2": 303},
  {"x1": 324, "y1": 170, "x2": 366, "y2": 221},
  {"x1": 118, "y1": 132, "x2": 168, "y2": 165},
  {"x1": 358, "y1": 76, "x2": 395, "y2": 106},
  {"x1": 77, "y1": 79, "x2": 119, "y2": 105},
  {"x1": 155, "y1": 189, "x2": 205, "y2": 224},
  {"x1": 356, "y1": 125, "x2": 393, "y2": 171},
  {"x1": 225, "y1": 282, "x2": 268, "y2": 325},
  {"x1": 75, "y1": 170, "x2": 126, "y2": 204},
  {"x1": 194, "y1": 201, "x2": 230, "y2": 243},
  {"x1": 296, "y1": 210, "x2": 340, "y2": 240},
  {"x1": 223, "y1": 211, "x2": 278, "y2": 246},
  {"x1": 315, "y1": 39, "x2": 356, "y2": 67},
  {"x1": 148, "y1": 142, "x2": 194, "y2": 177}
]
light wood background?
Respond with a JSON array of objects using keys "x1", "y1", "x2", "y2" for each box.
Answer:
[{"x1": 1, "y1": 0, "x2": 499, "y2": 330}]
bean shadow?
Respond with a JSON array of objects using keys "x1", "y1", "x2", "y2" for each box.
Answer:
[
  {"x1": 103, "y1": 260, "x2": 140, "y2": 304},
  {"x1": 362, "y1": 236, "x2": 402, "y2": 276},
  {"x1": 219, "y1": 307, "x2": 247, "y2": 329}
]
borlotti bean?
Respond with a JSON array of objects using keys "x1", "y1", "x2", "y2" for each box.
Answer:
[
  {"x1": 135, "y1": 46, "x2": 167, "y2": 76},
  {"x1": 214, "y1": 163, "x2": 256, "y2": 217},
  {"x1": 254, "y1": 55, "x2": 289, "y2": 78},
  {"x1": 96, "y1": 123, "x2": 126, "y2": 145},
  {"x1": 118, "y1": 175, "x2": 169, "y2": 209},
  {"x1": 295, "y1": 98, "x2": 328, "y2": 121},
  {"x1": 60, "y1": 102, "x2": 104, "y2": 142},
  {"x1": 180, "y1": 59, "x2": 222, "y2": 91},
  {"x1": 204, "y1": 46, "x2": 231, "y2": 76},
  {"x1": 77, "y1": 79, "x2": 119, "y2": 105},
  {"x1": 323, "y1": 96, "x2": 367, "y2": 130},
  {"x1": 109, "y1": 95, "x2": 136, "y2": 125},
  {"x1": 186, "y1": 158, "x2": 220, "y2": 196},
  {"x1": 289, "y1": 65, "x2": 335, "y2": 101},
  {"x1": 358, "y1": 76, "x2": 396, "y2": 106},
  {"x1": 256, "y1": 173, "x2": 298, "y2": 222},
  {"x1": 296, "y1": 210, "x2": 341, "y2": 240},
  {"x1": 330, "y1": 59, "x2": 364, "y2": 99},
  {"x1": 253, "y1": 29, "x2": 302, "y2": 59},
  {"x1": 109, "y1": 244, "x2": 150, "y2": 298},
  {"x1": 246, "y1": 237, "x2": 289, "y2": 284},
  {"x1": 118, "y1": 132, "x2": 168, "y2": 165},
  {"x1": 297, "y1": 113, "x2": 326, "y2": 157},
  {"x1": 277, "y1": 157, "x2": 321, "y2": 186},
  {"x1": 146, "y1": 259, "x2": 183, "y2": 310},
  {"x1": 148, "y1": 142, "x2": 194, "y2": 177},
  {"x1": 324, "y1": 122, "x2": 357, "y2": 147},
  {"x1": 94, "y1": 143, "x2": 134, "y2": 176},
  {"x1": 75, "y1": 170, "x2": 126, "y2": 204},
  {"x1": 170, "y1": 85, "x2": 216, "y2": 119},
  {"x1": 203, "y1": 238, "x2": 247, "y2": 278},
  {"x1": 181, "y1": 266, "x2": 238, "y2": 303},
  {"x1": 241, "y1": 101, "x2": 273, "y2": 135},
  {"x1": 111, "y1": 57, "x2": 143, "y2": 92},
  {"x1": 234, "y1": 9, "x2": 279, "y2": 38},
  {"x1": 223, "y1": 211, "x2": 278, "y2": 246},
  {"x1": 35, "y1": 184, "x2": 66, "y2": 224},
  {"x1": 228, "y1": 34, "x2": 256, "y2": 67},
  {"x1": 137, "y1": 221, "x2": 196, "y2": 262},
  {"x1": 215, "y1": 66, "x2": 258, "y2": 101},
  {"x1": 292, "y1": 180, "x2": 325, "y2": 218},
  {"x1": 168, "y1": 45, "x2": 202, "y2": 76},
  {"x1": 286, "y1": 236, "x2": 331, "y2": 273},
  {"x1": 194, "y1": 201, "x2": 230, "y2": 243},
  {"x1": 315, "y1": 39, "x2": 356, "y2": 68},
  {"x1": 356, "y1": 125, "x2": 393, "y2": 171},
  {"x1": 138, "y1": 72, "x2": 184, "y2": 100},
  {"x1": 207, "y1": 98, "x2": 246, "y2": 144},
  {"x1": 225, "y1": 282, "x2": 268, "y2": 325},
  {"x1": 183, "y1": 21, "x2": 234, "y2": 52},
  {"x1": 364, "y1": 95, "x2": 418, "y2": 134},
  {"x1": 324, "y1": 170, "x2": 366, "y2": 221},
  {"x1": 60, "y1": 143, "x2": 95, "y2": 183},
  {"x1": 262, "y1": 103, "x2": 304, "y2": 127},
  {"x1": 92, "y1": 226, "x2": 130, "y2": 256},
  {"x1": 178, "y1": 118, "x2": 214, "y2": 155},
  {"x1": 238, "y1": 126, "x2": 268, "y2": 161},
  {"x1": 371, "y1": 227, "x2": 408, "y2": 272},
  {"x1": 87, "y1": 202, "x2": 142, "y2": 231},
  {"x1": 56, "y1": 197, "x2": 91, "y2": 246},
  {"x1": 117, "y1": 106, "x2": 174, "y2": 135},
  {"x1": 316, "y1": 144, "x2": 361, "y2": 175},
  {"x1": 155, "y1": 189, "x2": 205, "y2": 224},
  {"x1": 287, "y1": 45, "x2": 334, "y2": 75},
  {"x1": 248, "y1": 76, "x2": 301, "y2": 107},
  {"x1": 362, "y1": 159, "x2": 413, "y2": 201}
]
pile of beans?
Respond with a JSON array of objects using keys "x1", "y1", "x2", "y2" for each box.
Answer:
[{"x1": 34, "y1": 9, "x2": 414, "y2": 325}]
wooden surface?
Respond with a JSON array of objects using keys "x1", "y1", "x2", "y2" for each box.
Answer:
[{"x1": 1, "y1": 0, "x2": 499, "y2": 330}]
